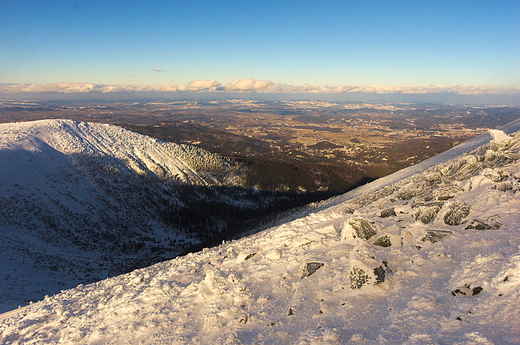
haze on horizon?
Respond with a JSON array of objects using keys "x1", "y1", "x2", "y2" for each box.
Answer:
[{"x1": 1, "y1": 1, "x2": 519, "y2": 104}]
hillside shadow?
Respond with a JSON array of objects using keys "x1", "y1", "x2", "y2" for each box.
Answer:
[{"x1": 0, "y1": 139, "x2": 379, "y2": 311}]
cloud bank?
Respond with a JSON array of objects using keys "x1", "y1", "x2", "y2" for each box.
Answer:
[{"x1": 1, "y1": 79, "x2": 519, "y2": 97}]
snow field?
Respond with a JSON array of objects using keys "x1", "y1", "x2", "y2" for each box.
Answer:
[
  {"x1": 0, "y1": 119, "x2": 520, "y2": 344},
  {"x1": 1, "y1": 120, "x2": 520, "y2": 343}
]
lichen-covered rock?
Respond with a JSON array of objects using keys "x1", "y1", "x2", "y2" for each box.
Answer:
[
  {"x1": 465, "y1": 219, "x2": 492, "y2": 230},
  {"x1": 421, "y1": 230, "x2": 452, "y2": 243},
  {"x1": 484, "y1": 170, "x2": 509, "y2": 182},
  {"x1": 348, "y1": 264, "x2": 387, "y2": 288},
  {"x1": 349, "y1": 267, "x2": 370, "y2": 289},
  {"x1": 444, "y1": 202, "x2": 470, "y2": 225},
  {"x1": 373, "y1": 235, "x2": 392, "y2": 247},
  {"x1": 412, "y1": 205, "x2": 442, "y2": 224},
  {"x1": 380, "y1": 207, "x2": 396, "y2": 218},
  {"x1": 434, "y1": 186, "x2": 462, "y2": 200},
  {"x1": 347, "y1": 248, "x2": 388, "y2": 289},
  {"x1": 301, "y1": 262, "x2": 324, "y2": 279},
  {"x1": 346, "y1": 217, "x2": 376, "y2": 240}
]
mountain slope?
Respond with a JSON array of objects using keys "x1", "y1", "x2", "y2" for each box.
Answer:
[
  {"x1": 0, "y1": 119, "x2": 311, "y2": 313},
  {"x1": 1, "y1": 122, "x2": 519, "y2": 343}
]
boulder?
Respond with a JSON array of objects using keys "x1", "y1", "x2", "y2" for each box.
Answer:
[
  {"x1": 435, "y1": 186, "x2": 462, "y2": 201},
  {"x1": 373, "y1": 235, "x2": 392, "y2": 247},
  {"x1": 444, "y1": 202, "x2": 470, "y2": 225},
  {"x1": 346, "y1": 217, "x2": 376, "y2": 240},
  {"x1": 380, "y1": 207, "x2": 396, "y2": 218},
  {"x1": 465, "y1": 219, "x2": 492, "y2": 230},
  {"x1": 421, "y1": 230, "x2": 452, "y2": 243},
  {"x1": 301, "y1": 262, "x2": 324, "y2": 279},
  {"x1": 413, "y1": 205, "x2": 442, "y2": 224}
]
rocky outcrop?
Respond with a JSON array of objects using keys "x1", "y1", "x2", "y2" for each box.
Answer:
[
  {"x1": 412, "y1": 204, "x2": 442, "y2": 224},
  {"x1": 421, "y1": 230, "x2": 452, "y2": 243},
  {"x1": 373, "y1": 235, "x2": 392, "y2": 247},
  {"x1": 345, "y1": 217, "x2": 376, "y2": 240},
  {"x1": 380, "y1": 207, "x2": 396, "y2": 218},
  {"x1": 301, "y1": 262, "x2": 324, "y2": 279},
  {"x1": 444, "y1": 202, "x2": 470, "y2": 225}
]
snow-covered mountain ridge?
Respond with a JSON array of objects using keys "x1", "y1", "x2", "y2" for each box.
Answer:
[
  {"x1": 1, "y1": 121, "x2": 519, "y2": 343},
  {"x1": 0, "y1": 119, "x2": 298, "y2": 313}
]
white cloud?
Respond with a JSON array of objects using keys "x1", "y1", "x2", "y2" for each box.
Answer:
[
  {"x1": 1, "y1": 80, "x2": 519, "y2": 96},
  {"x1": 220, "y1": 78, "x2": 279, "y2": 92},
  {"x1": 188, "y1": 79, "x2": 220, "y2": 90}
]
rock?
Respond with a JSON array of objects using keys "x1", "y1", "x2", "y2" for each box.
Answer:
[
  {"x1": 348, "y1": 264, "x2": 387, "y2": 288},
  {"x1": 244, "y1": 253, "x2": 257, "y2": 260},
  {"x1": 484, "y1": 170, "x2": 509, "y2": 182},
  {"x1": 435, "y1": 186, "x2": 462, "y2": 201},
  {"x1": 380, "y1": 208, "x2": 396, "y2": 218},
  {"x1": 343, "y1": 207, "x2": 355, "y2": 214},
  {"x1": 301, "y1": 262, "x2": 324, "y2": 279},
  {"x1": 412, "y1": 201, "x2": 444, "y2": 208},
  {"x1": 452, "y1": 284, "x2": 483, "y2": 296},
  {"x1": 373, "y1": 266, "x2": 386, "y2": 284},
  {"x1": 373, "y1": 235, "x2": 392, "y2": 247},
  {"x1": 413, "y1": 205, "x2": 441, "y2": 224},
  {"x1": 492, "y1": 181, "x2": 513, "y2": 191},
  {"x1": 421, "y1": 230, "x2": 452, "y2": 243},
  {"x1": 348, "y1": 217, "x2": 376, "y2": 240},
  {"x1": 465, "y1": 219, "x2": 492, "y2": 230},
  {"x1": 444, "y1": 202, "x2": 470, "y2": 225},
  {"x1": 349, "y1": 267, "x2": 370, "y2": 289}
]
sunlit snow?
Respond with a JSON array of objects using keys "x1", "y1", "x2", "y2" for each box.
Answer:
[{"x1": 1, "y1": 120, "x2": 520, "y2": 344}]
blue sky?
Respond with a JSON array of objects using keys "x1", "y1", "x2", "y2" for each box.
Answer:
[{"x1": 1, "y1": 0, "x2": 519, "y2": 90}]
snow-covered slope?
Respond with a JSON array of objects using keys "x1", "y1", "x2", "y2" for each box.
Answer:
[
  {"x1": 1, "y1": 122, "x2": 519, "y2": 344},
  {"x1": 0, "y1": 119, "x2": 258, "y2": 312}
]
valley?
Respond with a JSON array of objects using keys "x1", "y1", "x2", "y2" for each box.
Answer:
[
  {"x1": 0, "y1": 100, "x2": 518, "y2": 313},
  {"x1": 1, "y1": 99, "x2": 518, "y2": 194}
]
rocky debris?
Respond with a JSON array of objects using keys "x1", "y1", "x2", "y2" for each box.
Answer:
[
  {"x1": 421, "y1": 230, "x2": 452, "y2": 243},
  {"x1": 373, "y1": 235, "x2": 392, "y2": 247},
  {"x1": 435, "y1": 186, "x2": 463, "y2": 200},
  {"x1": 373, "y1": 266, "x2": 386, "y2": 284},
  {"x1": 444, "y1": 202, "x2": 470, "y2": 225},
  {"x1": 412, "y1": 205, "x2": 442, "y2": 224},
  {"x1": 380, "y1": 207, "x2": 396, "y2": 218},
  {"x1": 301, "y1": 262, "x2": 324, "y2": 279},
  {"x1": 451, "y1": 284, "x2": 483, "y2": 296},
  {"x1": 465, "y1": 219, "x2": 493, "y2": 230},
  {"x1": 484, "y1": 170, "x2": 509, "y2": 182},
  {"x1": 343, "y1": 207, "x2": 355, "y2": 214},
  {"x1": 492, "y1": 181, "x2": 513, "y2": 191},
  {"x1": 346, "y1": 217, "x2": 376, "y2": 240},
  {"x1": 397, "y1": 181, "x2": 432, "y2": 200},
  {"x1": 412, "y1": 201, "x2": 444, "y2": 208}
]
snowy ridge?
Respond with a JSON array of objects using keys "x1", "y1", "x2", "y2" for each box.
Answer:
[
  {"x1": 0, "y1": 119, "x2": 246, "y2": 313},
  {"x1": 1, "y1": 124, "x2": 519, "y2": 343},
  {"x1": 319, "y1": 117, "x2": 520, "y2": 210}
]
